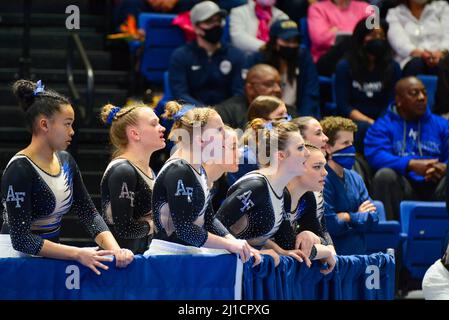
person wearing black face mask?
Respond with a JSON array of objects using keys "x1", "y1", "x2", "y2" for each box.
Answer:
[
  {"x1": 246, "y1": 19, "x2": 320, "y2": 118},
  {"x1": 168, "y1": 1, "x2": 246, "y2": 107},
  {"x1": 335, "y1": 17, "x2": 401, "y2": 154},
  {"x1": 320, "y1": 116, "x2": 379, "y2": 255}
]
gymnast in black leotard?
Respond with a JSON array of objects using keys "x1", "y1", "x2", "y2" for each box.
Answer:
[
  {"x1": 217, "y1": 118, "x2": 336, "y2": 273},
  {"x1": 0, "y1": 79, "x2": 133, "y2": 274},
  {"x1": 286, "y1": 144, "x2": 336, "y2": 268},
  {"x1": 149, "y1": 101, "x2": 261, "y2": 264},
  {"x1": 100, "y1": 103, "x2": 166, "y2": 254}
]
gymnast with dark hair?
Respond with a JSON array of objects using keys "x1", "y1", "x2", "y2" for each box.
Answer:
[{"x1": 1, "y1": 79, "x2": 133, "y2": 275}]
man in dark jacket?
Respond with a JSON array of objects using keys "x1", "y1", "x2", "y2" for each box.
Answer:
[
  {"x1": 169, "y1": 1, "x2": 245, "y2": 106},
  {"x1": 365, "y1": 76, "x2": 449, "y2": 221}
]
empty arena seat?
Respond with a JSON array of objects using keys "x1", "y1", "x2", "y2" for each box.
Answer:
[
  {"x1": 139, "y1": 13, "x2": 185, "y2": 84},
  {"x1": 365, "y1": 200, "x2": 403, "y2": 254},
  {"x1": 400, "y1": 201, "x2": 449, "y2": 279}
]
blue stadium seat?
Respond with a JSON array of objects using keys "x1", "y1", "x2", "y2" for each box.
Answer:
[
  {"x1": 323, "y1": 74, "x2": 336, "y2": 114},
  {"x1": 400, "y1": 201, "x2": 449, "y2": 279},
  {"x1": 139, "y1": 13, "x2": 186, "y2": 84},
  {"x1": 365, "y1": 200, "x2": 403, "y2": 254},
  {"x1": 299, "y1": 17, "x2": 335, "y2": 115},
  {"x1": 417, "y1": 74, "x2": 438, "y2": 111},
  {"x1": 299, "y1": 18, "x2": 311, "y2": 49}
]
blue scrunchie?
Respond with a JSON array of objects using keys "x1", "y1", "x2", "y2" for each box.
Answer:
[
  {"x1": 172, "y1": 104, "x2": 195, "y2": 121},
  {"x1": 264, "y1": 121, "x2": 274, "y2": 131},
  {"x1": 33, "y1": 80, "x2": 45, "y2": 96},
  {"x1": 106, "y1": 106, "x2": 121, "y2": 125}
]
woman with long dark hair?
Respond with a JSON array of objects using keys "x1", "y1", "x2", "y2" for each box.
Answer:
[{"x1": 335, "y1": 18, "x2": 401, "y2": 152}]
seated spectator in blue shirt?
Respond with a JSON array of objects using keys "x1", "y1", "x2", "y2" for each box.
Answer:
[
  {"x1": 247, "y1": 19, "x2": 320, "y2": 118},
  {"x1": 365, "y1": 76, "x2": 449, "y2": 221},
  {"x1": 321, "y1": 116, "x2": 379, "y2": 255},
  {"x1": 169, "y1": 1, "x2": 246, "y2": 106},
  {"x1": 335, "y1": 18, "x2": 401, "y2": 153}
]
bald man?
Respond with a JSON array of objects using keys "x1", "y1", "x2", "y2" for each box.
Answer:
[
  {"x1": 215, "y1": 64, "x2": 297, "y2": 130},
  {"x1": 364, "y1": 77, "x2": 449, "y2": 221}
]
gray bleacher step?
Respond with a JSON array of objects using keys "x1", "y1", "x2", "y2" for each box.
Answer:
[
  {"x1": 0, "y1": 13, "x2": 104, "y2": 29},
  {"x1": 76, "y1": 148, "x2": 111, "y2": 172},
  {"x1": 0, "y1": 48, "x2": 112, "y2": 70},
  {"x1": 0, "y1": 105, "x2": 26, "y2": 127},
  {"x1": 0, "y1": 68, "x2": 129, "y2": 85},
  {"x1": 0, "y1": 85, "x2": 128, "y2": 107},
  {"x1": 0, "y1": 28, "x2": 104, "y2": 50},
  {"x1": 0, "y1": 0, "x2": 93, "y2": 14},
  {"x1": 81, "y1": 170, "x2": 104, "y2": 194}
]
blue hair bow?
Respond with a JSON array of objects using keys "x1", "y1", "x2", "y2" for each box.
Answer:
[
  {"x1": 106, "y1": 106, "x2": 121, "y2": 125},
  {"x1": 173, "y1": 104, "x2": 195, "y2": 121},
  {"x1": 33, "y1": 80, "x2": 45, "y2": 96},
  {"x1": 264, "y1": 121, "x2": 274, "y2": 131}
]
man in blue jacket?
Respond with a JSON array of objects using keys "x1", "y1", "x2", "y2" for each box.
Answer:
[
  {"x1": 168, "y1": 1, "x2": 245, "y2": 106},
  {"x1": 321, "y1": 116, "x2": 379, "y2": 255},
  {"x1": 365, "y1": 77, "x2": 449, "y2": 221}
]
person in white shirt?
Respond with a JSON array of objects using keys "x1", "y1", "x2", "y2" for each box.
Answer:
[
  {"x1": 386, "y1": 0, "x2": 449, "y2": 76},
  {"x1": 230, "y1": 0, "x2": 289, "y2": 54},
  {"x1": 422, "y1": 242, "x2": 449, "y2": 300}
]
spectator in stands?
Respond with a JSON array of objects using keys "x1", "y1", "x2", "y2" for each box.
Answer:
[
  {"x1": 169, "y1": 1, "x2": 245, "y2": 106},
  {"x1": 247, "y1": 19, "x2": 320, "y2": 118},
  {"x1": 386, "y1": 0, "x2": 449, "y2": 76},
  {"x1": 335, "y1": 18, "x2": 401, "y2": 153},
  {"x1": 286, "y1": 144, "x2": 336, "y2": 259},
  {"x1": 100, "y1": 103, "x2": 166, "y2": 254},
  {"x1": 226, "y1": 95, "x2": 291, "y2": 184},
  {"x1": 365, "y1": 76, "x2": 449, "y2": 221},
  {"x1": 321, "y1": 116, "x2": 379, "y2": 255},
  {"x1": 1, "y1": 80, "x2": 134, "y2": 274},
  {"x1": 307, "y1": 0, "x2": 373, "y2": 76},
  {"x1": 216, "y1": 64, "x2": 294, "y2": 130},
  {"x1": 229, "y1": 0, "x2": 289, "y2": 54},
  {"x1": 146, "y1": 101, "x2": 261, "y2": 266}
]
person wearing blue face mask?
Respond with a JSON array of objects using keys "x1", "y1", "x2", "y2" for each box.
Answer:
[{"x1": 320, "y1": 116, "x2": 379, "y2": 255}]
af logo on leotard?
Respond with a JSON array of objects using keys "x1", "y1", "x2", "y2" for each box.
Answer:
[
  {"x1": 237, "y1": 191, "x2": 254, "y2": 212},
  {"x1": 175, "y1": 179, "x2": 193, "y2": 203},
  {"x1": 5, "y1": 185, "x2": 25, "y2": 208},
  {"x1": 119, "y1": 182, "x2": 135, "y2": 207}
]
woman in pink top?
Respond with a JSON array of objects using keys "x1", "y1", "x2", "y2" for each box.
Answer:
[{"x1": 307, "y1": 0, "x2": 373, "y2": 75}]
